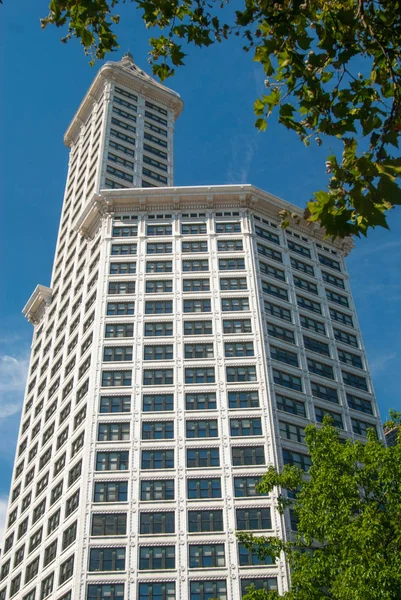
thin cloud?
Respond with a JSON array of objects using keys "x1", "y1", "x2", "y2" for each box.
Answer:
[
  {"x1": 354, "y1": 239, "x2": 401, "y2": 259},
  {"x1": 0, "y1": 354, "x2": 29, "y2": 420},
  {"x1": 369, "y1": 352, "x2": 397, "y2": 377}
]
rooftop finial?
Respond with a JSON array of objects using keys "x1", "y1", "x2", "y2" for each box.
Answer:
[{"x1": 122, "y1": 51, "x2": 134, "y2": 61}]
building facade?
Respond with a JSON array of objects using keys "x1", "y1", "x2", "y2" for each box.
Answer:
[{"x1": 0, "y1": 56, "x2": 383, "y2": 600}]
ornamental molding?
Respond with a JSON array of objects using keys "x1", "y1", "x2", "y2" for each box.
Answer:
[
  {"x1": 22, "y1": 285, "x2": 53, "y2": 325},
  {"x1": 73, "y1": 185, "x2": 353, "y2": 254}
]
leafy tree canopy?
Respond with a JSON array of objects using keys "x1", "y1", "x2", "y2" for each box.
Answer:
[
  {"x1": 238, "y1": 415, "x2": 401, "y2": 600},
  {"x1": 41, "y1": 0, "x2": 401, "y2": 238}
]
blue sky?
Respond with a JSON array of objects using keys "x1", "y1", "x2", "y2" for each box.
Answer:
[{"x1": 0, "y1": 0, "x2": 400, "y2": 538}]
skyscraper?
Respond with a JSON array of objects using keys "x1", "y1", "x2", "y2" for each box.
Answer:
[{"x1": 0, "y1": 55, "x2": 383, "y2": 600}]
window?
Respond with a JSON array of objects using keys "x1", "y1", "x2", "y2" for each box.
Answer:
[
  {"x1": 111, "y1": 243, "x2": 137, "y2": 255},
  {"x1": 216, "y1": 221, "x2": 241, "y2": 233},
  {"x1": 294, "y1": 276, "x2": 318, "y2": 295},
  {"x1": 96, "y1": 451, "x2": 129, "y2": 471},
  {"x1": 304, "y1": 336, "x2": 330, "y2": 356},
  {"x1": 103, "y1": 346, "x2": 133, "y2": 362},
  {"x1": 189, "y1": 544, "x2": 225, "y2": 568},
  {"x1": 342, "y1": 371, "x2": 368, "y2": 391},
  {"x1": 351, "y1": 418, "x2": 376, "y2": 437},
  {"x1": 315, "y1": 406, "x2": 343, "y2": 428},
  {"x1": 279, "y1": 420, "x2": 305, "y2": 443},
  {"x1": 228, "y1": 390, "x2": 259, "y2": 408},
  {"x1": 144, "y1": 345, "x2": 173, "y2": 361},
  {"x1": 218, "y1": 239, "x2": 243, "y2": 251},
  {"x1": 224, "y1": 342, "x2": 254, "y2": 357},
  {"x1": 107, "y1": 304, "x2": 135, "y2": 318},
  {"x1": 98, "y1": 423, "x2": 130, "y2": 441},
  {"x1": 147, "y1": 242, "x2": 172, "y2": 254},
  {"x1": 232, "y1": 446, "x2": 265, "y2": 466},
  {"x1": 283, "y1": 448, "x2": 311, "y2": 471},
  {"x1": 87, "y1": 584, "x2": 124, "y2": 600},
  {"x1": 147, "y1": 224, "x2": 172, "y2": 236},
  {"x1": 182, "y1": 259, "x2": 209, "y2": 272},
  {"x1": 273, "y1": 369, "x2": 302, "y2": 391},
  {"x1": 236, "y1": 508, "x2": 271, "y2": 530},
  {"x1": 220, "y1": 277, "x2": 248, "y2": 291},
  {"x1": 185, "y1": 367, "x2": 215, "y2": 384},
  {"x1": 257, "y1": 243, "x2": 282, "y2": 262},
  {"x1": 187, "y1": 418, "x2": 218, "y2": 437},
  {"x1": 276, "y1": 393, "x2": 306, "y2": 417},
  {"x1": 288, "y1": 240, "x2": 311, "y2": 258},
  {"x1": 184, "y1": 320, "x2": 213, "y2": 336},
  {"x1": 223, "y1": 319, "x2": 251, "y2": 334},
  {"x1": 1, "y1": 560, "x2": 10, "y2": 582},
  {"x1": 330, "y1": 308, "x2": 353, "y2": 327},
  {"x1": 226, "y1": 366, "x2": 256, "y2": 382},
  {"x1": 62, "y1": 522, "x2": 77, "y2": 552},
  {"x1": 138, "y1": 583, "x2": 175, "y2": 600},
  {"x1": 267, "y1": 322, "x2": 295, "y2": 344},
  {"x1": 101, "y1": 370, "x2": 132, "y2": 387},
  {"x1": 264, "y1": 301, "x2": 292, "y2": 323},
  {"x1": 182, "y1": 241, "x2": 208, "y2": 253},
  {"x1": 68, "y1": 460, "x2": 82, "y2": 486},
  {"x1": 271, "y1": 346, "x2": 299, "y2": 367},
  {"x1": 143, "y1": 394, "x2": 174, "y2": 411},
  {"x1": 230, "y1": 418, "x2": 262, "y2": 436},
  {"x1": 89, "y1": 548, "x2": 126, "y2": 572},
  {"x1": 326, "y1": 289, "x2": 349, "y2": 307},
  {"x1": 142, "y1": 450, "x2": 174, "y2": 469},
  {"x1": 144, "y1": 321, "x2": 173, "y2": 337},
  {"x1": 219, "y1": 258, "x2": 245, "y2": 271},
  {"x1": 184, "y1": 393, "x2": 217, "y2": 412},
  {"x1": 100, "y1": 396, "x2": 131, "y2": 413},
  {"x1": 94, "y1": 481, "x2": 128, "y2": 503},
  {"x1": 29, "y1": 527, "x2": 43, "y2": 552},
  {"x1": 59, "y1": 555, "x2": 74, "y2": 584},
  {"x1": 139, "y1": 546, "x2": 175, "y2": 570},
  {"x1": 146, "y1": 260, "x2": 172, "y2": 273},
  {"x1": 234, "y1": 477, "x2": 262, "y2": 497},
  {"x1": 40, "y1": 573, "x2": 54, "y2": 599},
  {"x1": 47, "y1": 510, "x2": 60, "y2": 535},
  {"x1": 259, "y1": 261, "x2": 286, "y2": 281},
  {"x1": 222, "y1": 297, "x2": 250, "y2": 314},
  {"x1": 140, "y1": 480, "x2": 174, "y2": 501},
  {"x1": 14, "y1": 545, "x2": 25, "y2": 567},
  {"x1": 143, "y1": 368, "x2": 174, "y2": 385},
  {"x1": 142, "y1": 421, "x2": 174, "y2": 439},
  {"x1": 346, "y1": 393, "x2": 373, "y2": 415},
  {"x1": 50, "y1": 480, "x2": 63, "y2": 505},
  {"x1": 110, "y1": 261, "x2": 136, "y2": 274},
  {"x1": 183, "y1": 278, "x2": 210, "y2": 292},
  {"x1": 140, "y1": 512, "x2": 175, "y2": 534},
  {"x1": 57, "y1": 427, "x2": 69, "y2": 450},
  {"x1": 184, "y1": 299, "x2": 211, "y2": 313},
  {"x1": 189, "y1": 581, "x2": 227, "y2": 600},
  {"x1": 239, "y1": 544, "x2": 274, "y2": 567},
  {"x1": 91, "y1": 513, "x2": 127, "y2": 536},
  {"x1": 297, "y1": 295, "x2": 321, "y2": 314},
  {"x1": 182, "y1": 223, "x2": 207, "y2": 235},
  {"x1": 108, "y1": 281, "x2": 135, "y2": 295},
  {"x1": 145, "y1": 300, "x2": 172, "y2": 314},
  {"x1": 146, "y1": 279, "x2": 173, "y2": 293},
  {"x1": 290, "y1": 256, "x2": 314, "y2": 275},
  {"x1": 10, "y1": 574, "x2": 21, "y2": 597},
  {"x1": 255, "y1": 225, "x2": 280, "y2": 244},
  {"x1": 318, "y1": 253, "x2": 341, "y2": 271},
  {"x1": 187, "y1": 478, "x2": 221, "y2": 499},
  {"x1": 187, "y1": 448, "x2": 220, "y2": 468},
  {"x1": 307, "y1": 358, "x2": 334, "y2": 380},
  {"x1": 333, "y1": 328, "x2": 358, "y2": 348},
  {"x1": 25, "y1": 557, "x2": 39, "y2": 583},
  {"x1": 185, "y1": 343, "x2": 214, "y2": 359},
  {"x1": 300, "y1": 314, "x2": 326, "y2": 335},
  {"x1": 322, "y1": 270, "x2": 345, "y2": 288},
  {"x1": 188, "y1": 510, "x2": 223, "y2": 532},
  {"x1": 44, "y1": 539, "x2": 57, "y2": 566},
  {"x1": 338, "y1": 349, "x2": 363, "y2": 369}
]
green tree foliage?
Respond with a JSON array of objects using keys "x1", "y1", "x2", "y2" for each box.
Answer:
[
  {"x1": 41, "y1": 0, "x2": 401, "y2": 238},
  {"x1": 237, "y1": 416, "x2": 401, "y2": 600}
]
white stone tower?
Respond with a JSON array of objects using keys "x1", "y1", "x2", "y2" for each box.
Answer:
[{"x1": 0, "y1": 57, "x2": 383, "y2": 600}]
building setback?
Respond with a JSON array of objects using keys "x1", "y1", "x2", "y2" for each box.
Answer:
[{"x1": 0, "y1": 54, "x2": 383, "y2": 600}]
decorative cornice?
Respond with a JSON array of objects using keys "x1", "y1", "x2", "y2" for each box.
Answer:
[
  {"x1": 74, "y1": 185, "x2": 354, "y2": 255},
  {"x1": 22, "y1": 285, "x2": 53, "y2": 325}
]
